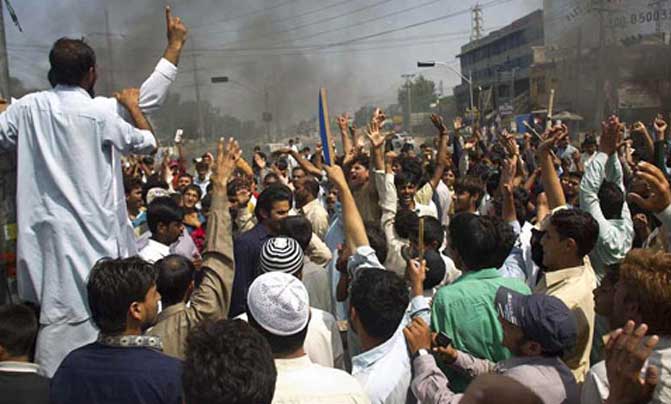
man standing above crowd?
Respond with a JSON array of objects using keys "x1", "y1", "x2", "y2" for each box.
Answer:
[{"x1": 0, "y1": 7, "x2": 187, "y2": 376}]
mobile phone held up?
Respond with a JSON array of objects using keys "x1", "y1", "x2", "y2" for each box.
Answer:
[{"x1": 435, "y1": 332, "x2": 452, "y2": 348}]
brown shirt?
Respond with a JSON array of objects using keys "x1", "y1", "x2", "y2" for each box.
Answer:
[
  {"x1": 147, "y1": 192, "x2": 235, "y2": 359},
  {"x1": 352, "y1": 179, "x2": 381, "y2": 225}
]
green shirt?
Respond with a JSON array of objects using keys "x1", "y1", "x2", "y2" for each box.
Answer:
[{"x1": 431, "y1": 268, "x2": 531, "y2": 392}]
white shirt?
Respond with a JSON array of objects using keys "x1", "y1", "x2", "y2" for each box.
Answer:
[
  {"x1": 138, "y1": 239, "x2": 171, "y2": 264},
  {"x1": 435, "y1": 180, "x2": 453, "y2": 227},
  {"x1": 273, "y1": 355, "x2": 370, "y2": 404},
  {"x1": 238, "y1": 307, "x2": 344, "y2": 369},
  {"x1": 0, "y1": 58, "x2": 176, "y2": 324}
]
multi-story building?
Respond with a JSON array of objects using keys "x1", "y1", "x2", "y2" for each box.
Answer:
[{"x1": 453, "y1": 10, "x2": 544, "y2": 119}]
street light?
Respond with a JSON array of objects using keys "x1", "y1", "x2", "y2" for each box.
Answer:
[
  {"x1": 418, "y1": 61, "x2": 475, "y2": 124},
  {"x1": 210, "y1": 76, "x2": 272, "y2": 142}
]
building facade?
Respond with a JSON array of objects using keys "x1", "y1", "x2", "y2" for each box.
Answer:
[{"x1": 454, "y1": 10, "x2": 544, "y2": 120}]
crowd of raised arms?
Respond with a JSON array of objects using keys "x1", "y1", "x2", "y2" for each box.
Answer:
[{"x1": 0, "y1": 5, "x2": 670, "y2": 404}]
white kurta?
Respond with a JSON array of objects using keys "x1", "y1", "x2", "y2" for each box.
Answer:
[{"x1": 0, "y1": 58, "x2": 177, "y2": 325}]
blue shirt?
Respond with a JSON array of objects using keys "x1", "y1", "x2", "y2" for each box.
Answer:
[
  {"x1": 230, "y1": 223, "x2": 271, "y2": 317},
  {"x1": 50, "y1": 342, "x2": 182, "y2": 404}
]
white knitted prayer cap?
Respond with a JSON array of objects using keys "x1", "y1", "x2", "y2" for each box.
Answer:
[{"x1": 247, "y1": 272, "x2": 310, "y2": 336}]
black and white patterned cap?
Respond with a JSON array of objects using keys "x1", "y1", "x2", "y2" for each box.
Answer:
[{"x1": 259, "y1": 237, "x2": 304, "y2": 275}]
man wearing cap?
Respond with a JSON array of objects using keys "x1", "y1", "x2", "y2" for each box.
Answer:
[
  {"x1": 405, "y1": 286, "x2": 579, "y2": 404},
  {"x1": 238, "y1": 236, "x2": 344, "y2": 369},
  {"x1": 246, "y1": 272, "x2": 369, "y2": 403}
]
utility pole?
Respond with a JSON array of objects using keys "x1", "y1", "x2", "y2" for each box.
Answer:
[
  {"x1": 264, "y1": 85, "x2": 270, "y2": 142},
  {"x1": 401, "y1": 73, "x2": 415, "y2": 131},
  {"x1": 104, "y1": 8, "x2": 115, "y2": 95},
  {"x1": 510, "y1": 67, "x2": 518, "y2": 113},
  {"x1": 471, "y1": 4, "x2": 484, "y2": 41},
  {"x1": 192, "y1": 47, "x2": 205, "y2": 143}
]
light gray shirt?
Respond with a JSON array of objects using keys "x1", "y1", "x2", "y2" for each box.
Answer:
[
  {"x1": 411, "y1": 352, "x2": 578, "y2": 404},
  {"x1": 0, "y1": 58, "x2": 177, "y2": 324}
]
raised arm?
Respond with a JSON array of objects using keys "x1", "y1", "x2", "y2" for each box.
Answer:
[
  {"x1": 189, "y1": 137, "x2": 241, "y2": 319},
  {"x1": 537, "y1": 126, "x2": 567, "y2": 209},
  {"x1": 324, "y1": 163, "x2": 368, "y2": 251},
  {"x1": 429, "y1": 114, "x2": 450, "y2": 189},
  {"x1": 366, "y1": 109, "x2": 386, "y2": 172},
  {"x1": 337, "y1": 114, "x2": 355, "y2": 166}
]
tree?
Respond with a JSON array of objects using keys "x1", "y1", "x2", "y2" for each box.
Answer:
[{"x1": 397, "y1": 75, "x2": 437, "y2": 114}]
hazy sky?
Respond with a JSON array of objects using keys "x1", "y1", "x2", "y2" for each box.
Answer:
[{"x1": 4, "y1": 0, "x2": 543, "y2": 127}]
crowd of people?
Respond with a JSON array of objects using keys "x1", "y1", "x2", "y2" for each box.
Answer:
[{"x1": 0, "y1": 5, "x2": 669, "y2": 404}]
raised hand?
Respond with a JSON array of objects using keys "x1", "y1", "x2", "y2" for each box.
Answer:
[
  {"x1": 654, "y1": 114, "x2": 668, "y2": 140},
  {"x1": 601, "y1": 115, "x2": 622, "y2": 155},
  {"x1": 323, "y1": 163, "x2": 347, "y2": 188},
  {"x1": 500, "y1": 155, "x2": 517, "y2": 193},
  {"x1": 604, "y1": 321, "x2": 659, "y2": 404},
  {"x1": 253, "y1": 152, "x2": 266, "y2": 169},
  {"x1": 336, "y1": 113, "x2": 350, "y2": 132},
  {"x1": 500, "y1": 132, "x2": 520, "y2": 157},
  {"x1": 114, "y1": 88, "x2": 140, "y2": 110},
  {"x1": 211, "y1": 137, "x2": 241, "y2": 192},
  {"x1": 431, "y1": 113, "x2": 448, "y2": 135},
  {"x1": 372, "y1": 108, "x2": 386, "y2": 127},
  {"x1": 627, "y1": 161, "x2": 671, "y2": 213},
  {"x1": 366, "y1": 119, "x2": 385, "y2": 149},
  {"x1": 403, "y1": 317, "x2": 432, "y2": 355},
  {"x1": 166, "y1": 6, "x2": 187, "y2": 48}
]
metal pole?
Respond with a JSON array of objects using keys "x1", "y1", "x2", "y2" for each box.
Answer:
[
  {"x1": 407, "y1": 83, "x2": 412, "y2": 131},
  {"x1": 265, "y1": 86, "x2": 270, "y2": 142}
]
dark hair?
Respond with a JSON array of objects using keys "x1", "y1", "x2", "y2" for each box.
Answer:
[
  {"x1": 147, "y1": 196, "x2": 184, "y2": 234},
  {"x1": 291, "y1": 166, "x2": 306, "y2": 176},
  {"x1": 276, "y1": 158, "x2": 288, "y2": 171},
  {"x1": 350, "y1": 268, "x2": 408, "y2": 341},
  {"x1": 156, "y1": 255, "x2": 195, "y2": 307},
  {"x1": 409, "y1": 216, "x2": 444, "y2": 249},
  {"x1": 263, "y1": 172, "x2": 280, "y2": 184},
  {"x1": 48, "y1": 38, "x2": 96, "y2": 87},
  {"x1": 351, "y1": 154, "x2": 370, "y2": 170},
  {"x1": 365, "y1": 222, "x2": 388, "y2": 265},
  {"x1": 184, "y1": 184, "x2": 203, "y2": 200},
  {"x1": 394, "y1": 210, "x2": 419, "y2": 239},
  {"x1": 183, "y1": 319, "x2": 277, "y2": 404},
  {"x1": 123, "y1": 176, "x2": 143, "y2": 195},
  {"x1": 248, "y1": 313, "x2": 309, "y2": 356},
  {"x1": 299, "y1": 176, "x2": 320, "y2": 199},
  {"x1": 255, "y1": 184, "x2": 293, "y2": 222},
  {"x1": 492, "y1": 187, "x2": 531, "y2": 226},
  {"x1": 0, "y1": 304, "x2": 38, "y2": 358},
  {"x1": 598, "y1": 181, "x2": 624, "y2": 220},
  {"x1": 87, "y1": 257, "x2": 158, "y2": 334},
  {"x1": 278, "y1": 216, "x2": 312, "y2": 251},
  {"x1": 394, "y1": 171, "x2": 416, "y2": 189},
  {"x1": 455, "y1": 176, "x2": 485, "y2": 208},
  {"x1": 201, "y1": 194, "x2": 212, "y2": 213},
  {"x1": 448, "y1": 214, "x2": 515, "y2": 271},
  {"x1": 178, "y1": 173, "x2": 194, "y2": 181},
  {"x1": 400, "y1": 158, "x2": 423, "y2": 184},
  {"x1": 549, "y1": 209, "x2": 599, "y2": 258}
]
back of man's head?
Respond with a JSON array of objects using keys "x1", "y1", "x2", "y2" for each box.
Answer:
[
  {"x1": 597, "y1": 181, "x2": 624, "y2": 220},
  {"x1": 246, "y1": 272, "x2": 310, "y2": 357},
  {"x1": 618, "y1": 249, "x2": 671, "y2": 335},
  {"x1": 147, "y1": 196, "x2": 184, "y2": 234},
  {"x1": 409, "y1": 216, "x2": 444, "y2": 250},
  {"x1": 0, "y1": 304, "x2": 38, "y2": 360},
  {"x1": 461, "y1": 374, "x2": 542, "y2": 404},
  {"x1": 155, "y1": 255, "x2": 194, "y2": 308},
  {"x1": 449, "y1": 213, "x2": 515, "y2": 271},
  {"x1": 278, "y1": 216, "x2": 312, "y2": 251},
  {"x1": 350, "y1": 268, "x2": 409, "y2": 342},
  {"x1": 549, "y1": 209, "x2": 599, "y2": 259},
  {"x1": 48, "y1": 38, "x2": 96, "y2": 87},
  {"x1": 365, "y1": 222, "x2": 388, "y2": 265},
  {"x1": 255, "y1": 184, "x2": 293, "y2": 222},
  {"x1": 183, "y1": 319, "x2": 277, "y2": 404},
  {"x1": 87, "y1": 257, "x2": 157, "y2": 334}
]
